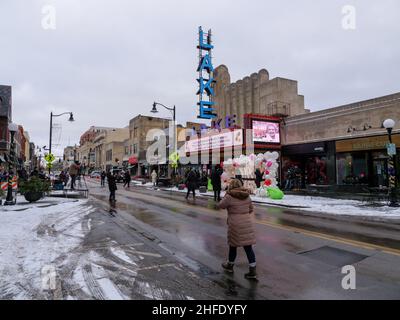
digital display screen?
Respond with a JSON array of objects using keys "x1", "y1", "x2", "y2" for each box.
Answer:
[{"x1": 252, "y1": 120, "x2": 280, "y2": 144}]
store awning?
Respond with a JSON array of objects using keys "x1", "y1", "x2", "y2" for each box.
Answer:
[{"x1": 128, "y1": 156, "x2": 138, "y2": 165}]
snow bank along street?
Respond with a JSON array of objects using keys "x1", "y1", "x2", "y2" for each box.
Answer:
[{"x1": 127, "y1": 181, "x2": 400, "y2": 220}]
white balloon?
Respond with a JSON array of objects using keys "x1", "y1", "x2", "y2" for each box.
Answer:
[{"x1": 271, "y1": 152, "x2": 279, "y2": 160}]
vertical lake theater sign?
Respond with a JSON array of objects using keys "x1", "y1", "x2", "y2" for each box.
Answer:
[{"x1": 196, "y1": 26, "x2": 217, "y2": 120}]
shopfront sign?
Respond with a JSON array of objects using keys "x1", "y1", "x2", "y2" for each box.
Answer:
[
  {"x1": 185, "y1": 130, "x2": 243, "y2": 153},
  {"x1": 128, "y1": 156, "x2": 138, "y2": 165},
  {"x1": 196, "y1": 26, "x2": 217, "y2": 120},
  {"x1": 336, "y1": 135, "x2": 400, "y2": 153}
]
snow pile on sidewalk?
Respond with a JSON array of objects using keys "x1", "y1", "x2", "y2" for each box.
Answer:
[
  {"x1": 250, "y1": 194, "x2": 400, "y2": 218},
  {"x1": 131, "y1": 181, "x2": 154, "y2": 187},
  {"x1": 0, "y1": 198, "x2": 95, "y2": 299}
]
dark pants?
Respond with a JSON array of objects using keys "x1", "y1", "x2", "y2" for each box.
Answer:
[
  {"x1": 109, "y1": 190, "x2": 116, "y2": 201},
  {"x1": 71, "y1": 175, "x2": 77, "y2": 189},
  {"x1": 229, "y1": 245, "x2": 256, "y2": 264},
  {"x1": 101, "y1": 178, "x2": 105, "y2": 186},
  {"x1": 124, "y1": 181, "x2": 130, "y2": 188},
  {"x1": 186, "y1": 188, "x2": 195, "y2": 199},
  {"x1": 214, "y1": 189, "x2": 221, "y2": 202}
]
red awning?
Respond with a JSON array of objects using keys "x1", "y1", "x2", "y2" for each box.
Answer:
[{"x1": 128, "y1": 156, "x2": 138, "y2": 165}]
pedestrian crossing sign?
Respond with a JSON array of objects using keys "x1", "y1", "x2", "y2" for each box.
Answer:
[{"x1": 45, "y1": 153, "x2": 55, "y2": 163}]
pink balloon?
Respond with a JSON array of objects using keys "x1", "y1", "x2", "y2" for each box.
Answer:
[{"x1": 266, "y1": 161, "x2": 273, "y2": 168}]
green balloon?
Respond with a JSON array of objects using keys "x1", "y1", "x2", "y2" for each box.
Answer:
[
  {"x1": 267, "y1": 187, "x2": 284, "y2": 200},
  {"x1": 208, "y1": 178, "x2": 213, "y2": 191}
]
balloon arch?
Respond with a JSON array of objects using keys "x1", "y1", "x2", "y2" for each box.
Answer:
[{"x1": 222, "y1": 152, "x2": 284, "y2": 200}]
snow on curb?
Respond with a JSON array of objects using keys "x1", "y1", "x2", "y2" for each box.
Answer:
[{"x1": 156, "y1": 185, "x2": 400, "y2": 219}]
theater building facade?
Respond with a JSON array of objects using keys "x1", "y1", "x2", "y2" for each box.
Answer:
[{"x1": 211, "y1": 64, "x2": 400, "y2": 189}]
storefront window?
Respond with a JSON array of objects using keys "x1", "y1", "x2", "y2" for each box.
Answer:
[
  {"x1": 337, "y1": 153, "x2": 368, "y2": 185},
  {"x1": 305, "y1": 156, "x2": 328, "y2": 185},
  {"x1": 282, "y1": 156, "x2": 328, "y2": 187},
  {"x1": 371, "y1": 151, "x2": 389, "y2": 187}
]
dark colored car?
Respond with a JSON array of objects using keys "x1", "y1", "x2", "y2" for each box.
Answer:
[{"x1": 111, "y1": 169, "x2": 124, "y2": 183}]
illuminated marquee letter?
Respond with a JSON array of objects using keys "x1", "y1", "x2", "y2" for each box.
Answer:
[
  {"x1": 225, "y1": 115, "x2": 236, "y2": 128},
  {"x1": 197, "y1": 54, "x2": 214, "y2": 73},
  {"x1": 197, "y1": 77, "x2": 215, "y2": 96},
  {"x1": 211, "y1": 118, "x2": 222, "y2": 130},
  {"x1": 198, "y1": 101, "x2": 216, "y2": 119},
  {"x1": 198, "y1": 27, "x2": 214, "y2": 50}
]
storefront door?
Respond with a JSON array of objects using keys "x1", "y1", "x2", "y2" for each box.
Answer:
[{"x1": 372, "y1": 158, "x2": 388, "y2": 187}]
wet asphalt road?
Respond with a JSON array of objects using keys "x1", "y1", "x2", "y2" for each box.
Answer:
[{"x1": 86, "y1": 179, "x2": 400, "y2": 299}]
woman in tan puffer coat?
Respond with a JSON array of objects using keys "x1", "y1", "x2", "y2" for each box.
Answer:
[{"x1": 218, "y1": 179, "x2": 257, "y2": 279}]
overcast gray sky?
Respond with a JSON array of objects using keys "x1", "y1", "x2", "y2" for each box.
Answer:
[{"x1": 1, "y1": 0, "x2": 399, "y2": 157}]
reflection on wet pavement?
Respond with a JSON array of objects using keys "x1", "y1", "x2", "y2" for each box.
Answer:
[{"x1": 87, "y1": 182, "x2": 400, "y2": 300}]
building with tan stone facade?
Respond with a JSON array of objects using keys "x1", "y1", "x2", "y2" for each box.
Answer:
[
  {"x1": 127, "y1": 115, "x2": 170, "y2": 176},
  {"x1": 213, "y1": 65, "x2": 307, "y2": 127},
  {"x1": 76, "y1": 126, "x2": 129, "y2": 171}
]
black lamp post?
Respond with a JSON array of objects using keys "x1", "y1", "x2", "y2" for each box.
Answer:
[
  {"x1": 151, "y1": 102, "x2": 177, "y2": 175},
  {"x1": 383, "y1": 118, "x2": 399, "y2": 207},
  {"x1": 49, "y1": 112, "x2": 74, "y2": 174},
  {"x1": 4, "y1": 122, "x2": 19, "y2": 205}
]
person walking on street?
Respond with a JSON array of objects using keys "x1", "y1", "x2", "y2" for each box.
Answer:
[
  {"x1": 218, "y1": 179, "x2": 257, "y2": 279},
  {"x1": 59, "y1": 170, "x2": 66, "y2": 186},
  {"x1": 185, "y1": 169, "x2": 198, "y2": 200},
  {"x1": 151, "y1": 170, "x2": 158, "y2": 187},
  {"x1": 123, "y1": 170, "x2": 131, "y2": 188},
  {"x1": 211, "y1": 165, "x2": 223, "y2": 202},
  {"x1": 69, "y1": 161, "x2": 80, "y2": 190},
  {"x1": 107, "y1": 170, "x2": 117, "y2": 202},
  {"x1": 101, "y1": 170, "x2": 106, "y2": 187}
]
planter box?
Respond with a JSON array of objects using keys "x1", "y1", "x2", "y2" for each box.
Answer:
[{"x1": 24, "y1": 192, "x2": 43, "y2": 203}]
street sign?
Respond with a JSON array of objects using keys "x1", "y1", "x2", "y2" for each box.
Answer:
[
  {"x1": 387, "y1": 143, "x2": 397, "y2": 156},
  {"x1": 44, "y1": 153, "x2": 55, "y2": 163}
]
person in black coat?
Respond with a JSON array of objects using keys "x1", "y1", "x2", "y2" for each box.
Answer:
[
  {"x1": 255, "y1": 169, "x2": 263, "y2": 188},
  {"x1": 185, "y1": 169, "x2": 198, "y2": 200},
  {"x1": 107, "y1": 171, "x2": 118, "y2": 202},
  {"x1": 123, "y1": 170, "x2": 131, "y2": 188},
  {"x1": 101, "y1": 171, "x2": 106, "y2": 187},
  {"x1": 211, "y1": 165, "x2": 223, "y2": 202}
]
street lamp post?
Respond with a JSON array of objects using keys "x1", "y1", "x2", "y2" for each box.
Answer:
[
  {"x1": 4, "y1": 122, "x2": 19, "y2": 205},
  {"x1": 383, "y1": 118, "x2": 398, "y2": 207},
  {"x1": 49, "y1": 111, "x2": 74, "y2": 174},
  {"x1": 151, "y1": 102, "x2": 177, "y2": 177}
]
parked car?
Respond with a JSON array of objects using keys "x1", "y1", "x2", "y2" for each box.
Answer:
[{"x1": 90, "y1": 171, "x2": 101, "y2": 178}]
